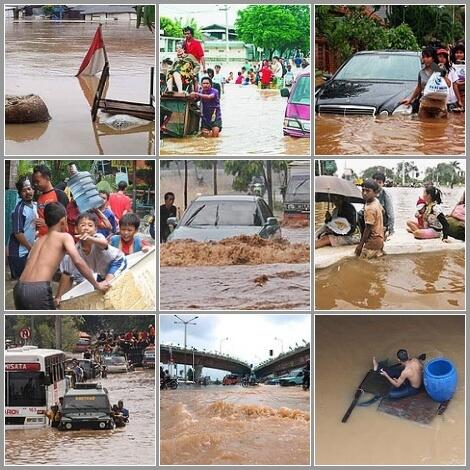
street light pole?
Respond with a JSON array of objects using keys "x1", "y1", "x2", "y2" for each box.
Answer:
[
  {"x1": 219, "y1": 336, "x2": 229, "y2": 353},
  {"x1": 174, "y1": 315, "x2": 198, "y2": 384},
  {"x1": 274, "y1": 337, "x2": 284, "y2": 353}
]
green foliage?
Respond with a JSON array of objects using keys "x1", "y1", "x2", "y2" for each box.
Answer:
[
  {"x1": 135, "y1": 5, "x2": 155, "y2": 32},
  {"x1": 159, "y1": 16, "x2": 203, "y2": 39},
  {"x1": 385, "y1": 5, "x2": 465, "y2": 47},
  {"x1": 17, "y1": 160, "x2": 94, "y2": 186},
  {"x1": 386, "y1": 24, "x2": 419, "y2": 50},
  {"x1": 361, "y1": 166, "x2": 395, "y2": 180},
  {"x1": 424, "y1": 162, "x2": 464, "y2": 186},
  {"x1": 315, "y1": 160, "x2": 337, "y2": 176},
  {"x1": 224, "y1": 161, "x2": 290, "y2": 192},
  {"x1": 235, "y1": 5, "x2": 310, "y2": 58}
]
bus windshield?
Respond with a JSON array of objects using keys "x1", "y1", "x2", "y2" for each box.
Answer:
[
  {"x1": 63, "y1": 395, "x2": 110, "y2": 411},
  {"x1": 286, "y1": 175, "x2": 310, "y2": 203},
  {"x1": 5, "y1": 372, "x2": 46, "y2": 407}
]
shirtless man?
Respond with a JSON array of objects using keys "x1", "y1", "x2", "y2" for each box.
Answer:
[
  {"x1": 373, "y1": 349, "x2": 423, "y2": 399},
  {"x1": 13, "y1": 202, "x2": 109, "y2": 310}
]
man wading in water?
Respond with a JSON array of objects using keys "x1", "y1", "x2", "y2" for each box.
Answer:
[{"x1": 373, "y1": 349, "x2": 423, "y2": 399}]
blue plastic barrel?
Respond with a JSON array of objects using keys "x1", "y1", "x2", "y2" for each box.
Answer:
[
  {"x1": 424, "y1": 357, "x2": 457, "y2": 402},
  {"x1": 67, "y1": 171, "x2": 103, "y2": 213}
]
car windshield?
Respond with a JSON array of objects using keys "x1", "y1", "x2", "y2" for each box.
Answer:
[
  {"x1": 286, "y1": 175, "x2": 310, "y2": 203},
  {"x1": 63, "y1": 395, "x2": 109, "y2": 411},
  {"x1": 335, "y1": 54, "x2": 421, "y2": 81},
  {"x1": 105, "y1": 357, "x2": 125, "y2": 364},
  {"x1": 290, "y1": 75, "x2": 311, "y2": 105},
  {"x1": 180, "y1": 201, "x2": 261, "y2": 227}
]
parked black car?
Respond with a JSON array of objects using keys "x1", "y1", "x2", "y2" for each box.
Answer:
[{"x1": 315, "y1": 50, "x2": 422, "y2": 116}]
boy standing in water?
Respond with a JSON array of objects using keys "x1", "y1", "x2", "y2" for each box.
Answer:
[
  {"x1": 355, "y1": 179, "x2": 384, "y2": 259},
  {"x1": 189, "y1": 77, "x2": 222, "y2": 137},
  {"x1": 13, "y1": 203, "x2": 109, "y2": 310}
]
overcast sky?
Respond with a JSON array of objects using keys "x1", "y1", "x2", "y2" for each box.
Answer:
[
  {"x1": 160, "y1": 314, "x2": 310, "y2": 378},
  {"x1": 159, "y1": 4, "x2": 247, "y2": 28},
  {"x1": 324, "y1": 159, "x2": 466, "y2": 176}
]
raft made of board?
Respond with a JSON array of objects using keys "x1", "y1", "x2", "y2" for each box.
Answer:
[
  {"x1": 161, "y1": 94, "x2": 200, "y2": 137},
  {"x1": 60, "y1": 248, "x2": 156, "y2": 311},
  {"x1": 315, "y1": 229, "x2": 464, "y2": 270}
]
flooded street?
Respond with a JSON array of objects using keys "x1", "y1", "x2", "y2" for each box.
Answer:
[
  {"x1": 160, "y1": 83, "x2": 310, "y2": 156},
  {"x1": 160, "y1": 385, "x2": 310, "y2": 465},
  {"x1": 160, "y1": 228, "x2": 310, "y2": 310},
  {"x1": 315, "y1": 114, "x2": 465, "y2": 155},
  {"x1": 315, "y1": 315, "x2": 465, "y2": 465},
  {"x1": 5, "y1": 22, "x2": 155, "y2": 155},
  {"x1": 315, "y1": 187, "x2": 465, "y2": 310},
  {"x1": 5, "y1": 370, "x2": 156, "y2": 465}
]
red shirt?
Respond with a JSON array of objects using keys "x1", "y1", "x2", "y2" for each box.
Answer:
[
  {"x1": 260, "y1": 66, "x2": 273, "y2": 85},
  {"x1": 183, "y1": 38, "x2": 204, "y2": 63},
  {"x1": 108, "y1": 191, "x2": 131, "y2": 221},
  {"x1": 235, "y1": 75, "x2": 243, "y2": 84},
  {"x1": 37, "y1": 188, "x2": 69, "y2": 236}
]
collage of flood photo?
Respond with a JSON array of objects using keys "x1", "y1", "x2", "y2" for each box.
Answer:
[{"x1": 314, "y1": 4, "x2": 466, "y2": 468}]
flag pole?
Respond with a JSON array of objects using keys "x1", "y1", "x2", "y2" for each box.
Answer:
[{"x1": 99, "y1": 23, "x2": 109, "y2": 66}]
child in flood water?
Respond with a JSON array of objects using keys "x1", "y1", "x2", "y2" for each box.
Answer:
[
  {"x1": 355, "y1": 179, "x2": 384, "y2": 259},
  {"x1": 110, "y1": 213, "x2": 151, "y2": 255},
  {"x1": 406, "y1": 186, "x2": 450, "y2": 241},
  {"x1": 13, "y1": 203, "x2": 109, "y2": 310}
]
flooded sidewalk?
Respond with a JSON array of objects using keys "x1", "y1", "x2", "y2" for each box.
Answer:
[
  {"x1": 160, "y1": 385, "x2": 310, "y2": 465},
  {"x1": 160, "y1": 84, "x2": 310, "y2": 156},
  {"x1": 5, "y1": 21, "x2": 155, "y2": 155},
  {"x1": 315, "y1": 114, "x2": 465, "y2": 155}
]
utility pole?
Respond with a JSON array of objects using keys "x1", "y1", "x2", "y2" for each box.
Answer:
[
  {"x1": 173, "y1": 315, "x2": 198, "y2": 383},
  {"x1": 219, "y1": 337, "x2": 229, "y2": 353},
  {"x1": 55, "y1": 316, "x2": 62, "y2": 350},
  {"x1": 266, "y1": 160, "x2": 273, "y2": 210},
  {"x1": 213, "y1": 161, "x2": 218, "y2": 195},
  {"x1": 274, "y1": 337, "x2": 284, "y2": 353},
  {"x1": 184, "y1": 161, "x2": 188, "y2": 209}
]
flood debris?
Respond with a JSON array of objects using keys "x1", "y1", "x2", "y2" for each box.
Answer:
[{"x1": 160, "y1": 235, "x2": 310, "y2": 267}]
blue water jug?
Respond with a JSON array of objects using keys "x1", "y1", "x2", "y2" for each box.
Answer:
[
  {"x1": 67, "y1": 167, "x2": 103, "y2": 213},
  {"x1": 424, "y1": 357, "x2": 457, "y2": 402}
]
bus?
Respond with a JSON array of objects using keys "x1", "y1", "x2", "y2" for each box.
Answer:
[
  {"x1": 5, "y1": 346, "x2": 67, "y2": 428},
  {"x1": 283, "y1": 161, "x2": 310, "y2": 222}
]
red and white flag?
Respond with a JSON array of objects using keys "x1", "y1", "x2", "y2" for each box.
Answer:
[{"x1": 76, "y1": 25, "x2": 107, "y2": 77}]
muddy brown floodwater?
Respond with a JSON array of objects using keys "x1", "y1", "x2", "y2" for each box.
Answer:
[
  {"x1": 160, "y1": 84, "x2": 310, "y2": 156},
  {"x1": 315, "y1": 187, "x2": 465, "y2": 310},
  {"x1": 5, "y1": 370, "x2": 156, "y2": 465},
  {"x1": 315, "y1": 315, "x2": 465, "y2": 466},
  {"x1": 5, "y1": 21, "x2": 155, "y2": 155},
  {"x1": 160, "y1": 231, "x2": 310, "y2": 310},
  {"x1": 160, "y1": 385, "x2": 310, "y2": 465},
  {"x1": 315, "y1": 114, "x2": 465, "y2": 155}
]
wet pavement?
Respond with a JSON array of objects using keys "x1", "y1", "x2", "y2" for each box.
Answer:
[
  {"x1": 160, "y1": 385, "x2": 310, "y2": 465},
  {"x1": 5, "y1": 369, "x2": 156, "y2": 465},
  {"x1": 5, "y1": 21, "x2": 155, "y2": 155},
  {"x1": 315, "y1": 114, "x2": 465, "y2": 155}
]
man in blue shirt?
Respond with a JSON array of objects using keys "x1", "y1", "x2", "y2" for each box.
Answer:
[
  {"x1": 117, "y1": 400, "x2": 129, "y2": 420},
  {"x1": 8, "y1": 177, "x2": 38, "y2": 279}
]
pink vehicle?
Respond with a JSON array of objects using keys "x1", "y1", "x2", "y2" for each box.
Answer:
[{"x1": 280, "y1": 68, "x2": 310, "y2": 137}]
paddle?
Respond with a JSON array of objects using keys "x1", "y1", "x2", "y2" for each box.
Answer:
[{"x1": 341, "y1": 353, "x2": 427, "y2": 423}]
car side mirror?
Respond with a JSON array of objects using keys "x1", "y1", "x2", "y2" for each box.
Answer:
[
  {"x1": 266, "y1": 217, "x2": 278, "y2": 226},
  {"x1": 323, "y1": 73, "x2": 332, "y2": 81},
  {"x1": 167, "y1": 217, "x2": 178, "y2": 226},
  {"x1": 280, "y1": 88, "x2": 290, "y2": 98}
]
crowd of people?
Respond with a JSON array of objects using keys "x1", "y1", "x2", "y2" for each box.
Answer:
[
  {"x1": 160, "y1": 25, "x2": 309, "y2": 138},
  {"x1": 315, "y1": 172, "x2": 465, "y2": 258},
  {"x1": 402, "y1": 43, "x2": 465, "y2": 115},
  {"x1": 7, "y1": 164, "x2": 155, "y2": 310},
  {"x1": 95, "y1": 326, "x2": 155, "y2": 356}
]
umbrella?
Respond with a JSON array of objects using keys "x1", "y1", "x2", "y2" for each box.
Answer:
[{"x1": 315, "y1": 175, "x2": 364, "y2": 205}]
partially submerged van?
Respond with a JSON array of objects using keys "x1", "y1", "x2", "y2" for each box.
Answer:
[{"x1": 280, "y1": 68, "x2": 311, "y2": 137}]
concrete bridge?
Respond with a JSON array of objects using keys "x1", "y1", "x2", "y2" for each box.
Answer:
[
  {"x1": 160, "y1": 344, "x2": 251, "y2": 378},
  {"x1": 254, "y1": 345, "x2": 310, "y2": 378}
]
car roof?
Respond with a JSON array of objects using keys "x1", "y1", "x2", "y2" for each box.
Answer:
[
  {"x1": 65, "y1": 388, "x2": 107, "y2": 396},
  {"x1": 193, "y1": 195, "x2": 260, "y2": 202},
  {"x1": 355, "y1": 50, "x2": 421, "y2": 56}
]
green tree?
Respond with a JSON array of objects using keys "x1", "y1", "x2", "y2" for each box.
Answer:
[
  {"x1": 187, "y1": 367, "x2": 194, "y2": 381},
  {"x1": 361, "y1": 166, "x2": 394, "y2": 180},
  {"x1": 160, "y1": 16, "x2": 183, "y2": 38},
  {"x1": 386, "y1": 24, "x2": 419, "y2": 50},
  {"x1": 315, "y1": 160, "x2": 337, "y2": 176},
  {"x1": 235, "y1": 5, "x2": 301, "y2": 59}
]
